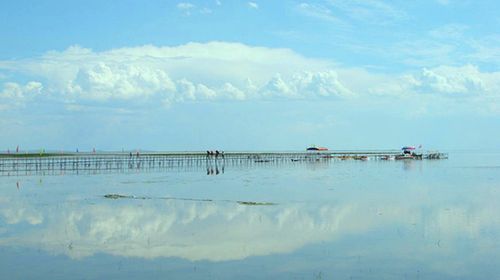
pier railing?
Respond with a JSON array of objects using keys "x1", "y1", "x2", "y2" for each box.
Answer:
[{"x1": 0, "y1": 151, "x2": 448, "y2": 176}]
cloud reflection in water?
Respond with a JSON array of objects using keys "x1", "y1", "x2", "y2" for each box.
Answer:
[{"x1": 1, "y1": 192, "x2": 499, "y2": 267}]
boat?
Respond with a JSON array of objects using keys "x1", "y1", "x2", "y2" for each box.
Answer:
[
  {"x1": 381, "y1": 155, "x2": 395, "y2": 160},
  {"x1": 395, "y1": 154, "x2": 414, "y2": 160},
  {"x1": 353, "y1": 155, "x2": 369, "y2": 161}
]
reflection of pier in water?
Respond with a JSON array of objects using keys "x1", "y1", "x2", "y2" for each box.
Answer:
[{"x1": 0, "y1": 150, "x2": 447, "y2": 176}]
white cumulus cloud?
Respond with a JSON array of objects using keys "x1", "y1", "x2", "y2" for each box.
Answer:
[
  {"x1": 416, "y1": 65, "x2": 487, "y2": 95},
  {"x1": 0, "y1": 42, "x2": 342, "y2": 107},
  {"x1": 0, "y1": 81, "x2": 43, "y2": 110},
  {"x1": 262, "y1": 71, "x2": 353, "y2": 99},
  {"x1": 69, "y1": 63, "x2": 176, "y2": 100},
  {"x1": 0, "y1": 42, "x2": 499, "y2": 115}
]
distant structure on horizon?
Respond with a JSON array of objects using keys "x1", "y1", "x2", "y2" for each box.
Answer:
[{"x1": 306, "y1": 146, "x2": 328, "y2": 151}]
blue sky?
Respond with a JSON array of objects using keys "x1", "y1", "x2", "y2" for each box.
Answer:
[{"x1": 0, "y1": 0, "x2": 499, "y2": 151}]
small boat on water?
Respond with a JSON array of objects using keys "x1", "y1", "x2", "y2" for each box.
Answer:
[
  {"x1": 353, "y1": 155, "x2": 369, "y2": 160},
  {"x1": 395, "y1": 154, "x2": 414, "y2": 160},
  {"x1": 381, "y1": 155, "x2": 395, "y2": 160}
]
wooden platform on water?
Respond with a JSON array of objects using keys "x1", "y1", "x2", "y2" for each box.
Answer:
[{"x1": 0, "y1": 150, "x2": 448, "y2": 176}]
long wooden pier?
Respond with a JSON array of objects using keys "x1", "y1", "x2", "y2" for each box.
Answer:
[{"x1": 0, "y1": 150, "x2": 448, "y2": 176}]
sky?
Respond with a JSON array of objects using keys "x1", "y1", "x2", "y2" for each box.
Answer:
[{"x1": 0, "y1": 0, "x2": 499, "y2": 151}]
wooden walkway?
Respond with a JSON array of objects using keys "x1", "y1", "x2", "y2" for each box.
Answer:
[{"x1": 0, "y1": 150, "x2": 448, "y2": 176}]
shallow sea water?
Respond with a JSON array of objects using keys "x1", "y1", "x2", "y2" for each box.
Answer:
[{"x1": 0, "y1": 151, "x2": 499, "y2": 279}]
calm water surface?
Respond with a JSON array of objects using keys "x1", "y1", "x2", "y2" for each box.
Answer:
[{"x1": 0, "y1": 152, "x2": 499, "y2": 279}]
